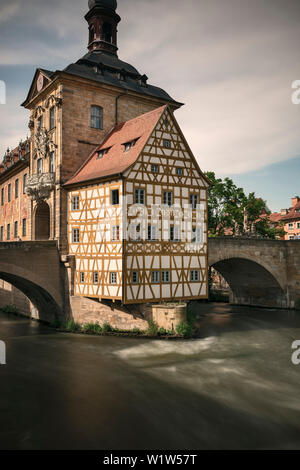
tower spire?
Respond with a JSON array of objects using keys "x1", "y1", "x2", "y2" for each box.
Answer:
[{"x1": 85, "y1": 0, "x2": 121, "y2": 55}]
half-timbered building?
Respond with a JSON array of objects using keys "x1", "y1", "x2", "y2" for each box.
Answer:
[{"x1": 65, "y1": 105, "x2": 209, "y2": 304}]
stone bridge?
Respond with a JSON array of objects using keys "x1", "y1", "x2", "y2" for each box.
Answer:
[
  {"x1": 0, "y1": 239, "x2": 299, "y2": 324},
  {"x1": 208, "y1": 238, "x2": 300, "y2": 309},
  {"x1": 0, "y1": 241, "x2": 68, "y2": 322}
]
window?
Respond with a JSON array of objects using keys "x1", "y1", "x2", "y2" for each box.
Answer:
[
  {"x1": 14, "y1": 221, "x2": 18, "y2": 238},
  {"x1": 103, "y1": 22, "x2": 112, "y2": 43},
  {"x1": 50, "y1": 106, "x2": 55, "y2": 130},
  {"x1": 163, "y1": 191, "x2": 172, "y2": 206},
  {"x1": 8, "y1": 184, "x2": 11, "y2": 202},
  {"x1": 111, "y1": 189, "x2": 119, "y2": 206},
  {"x1": 89, "y1": 25, "x2": 95, "y2": 44},
  {"x1": 22, "y1": 219, "x2": 26, "y2": 237},
  {"x1": 152, "y1": 271, "x2": 160, "y2": 284},
  {"x1": 91, "y1": 106, "x2": 103, "y2": 129},
  {"x1": 289, "y1": 235, "x2": 295, "y2": 240},
  {"x1": 176, "y1": 168, "x2": 183, "y2": 176},
  {"x1": 192, "y1": 227, "x2": 202, "y2": 243},
  {"x1": 15, "y1": 179, "x2": 19, "y2": 199},
  {"x1": 50, "y1": 152, "x2": 55, "y2": 173},
  {"x1": 97, "y1": 147, "x2": 110, "y2": 159},
  {"x1": 297, "y1": 223, "x2": 300, "y2": 229},
  {"x1": 190, "y1": 194, "x2": 198, "y2": 209},
  {"x1": 190, "y1": 270, "x2": 199, "y2": 282},
  {"x1": 1, "y1": 188, "x2": 4, "y2": 205},
  {"x1": 93, "y1": 272, "x2": 99, "y2": 284},
  {"x1": 80, "y1": 272, "x2": 85, "y2": 283},
  {"x1": 148, "y1": 225, "x2": 158, "y2": 241},
  {"x1": 163, "y1": 140, "x2": 170, "y2": 148},
  {"x1": 72, "y1": 196, "x2": 79, "y2": 211},
  {"x1": 132, "y1": 271, "x2": 139, "y2": 284},
  {"x1": 111, "y1": 225, "x2": 120, "y2": 241},
  {"x1": 7, "y1": 224, "x2": 10, "y2": 240},
  {"x1": 72, "y1": 228, "x2": 80, "y2": 243},
  {"x1": 162, "y1": 271, "x2": 170, "y2": 283},
  {"x1": 151, "y1": 164, "x2": 159, "y2": 173},
  {"x1": 37, "y1": 116, "x2": 43, "y2": 130},
  {"x1": 135, "y1": 188, "x2": 145, "y2": 205},
  {"x1": 37, "y1": 158, "x2": 43, "y2": 175},
  {"x1": 0, "y1": 226, "x2": 3, "y2": 242},
  {"x1": 170, "y1": 226, "x2": 180, "y2": 242},
  {"x1": 123, "y1": 139, "x2": 138, "y2": 152},
  {"x1": 288, "y1": 223, "x2": 294, "y2": 230},
  {"x1": 23, "y1": 174, "x2": 27, "y2": 194},
  {"x1": 110, "y1": 272, "x2": 117, "y2": 284}
]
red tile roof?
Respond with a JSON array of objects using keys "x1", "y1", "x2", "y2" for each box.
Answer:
[
  {"x1": 269, "y1": 212, "x2": 283, "y2": 223},
  {"x1": 65, "y1": 106, "x2": 167, "y2": 186},
  {"x1": 280, "y1": 201, "x2": 300, "y2": 221}
]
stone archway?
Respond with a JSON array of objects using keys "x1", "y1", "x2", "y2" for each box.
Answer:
[
  {"x1": 35, "y1": 201, "x2": 50, "y2": 240},
  {"x1": 0, "y1": 271, "x2": 61, "y2": 323},
  {"x1": 211, "y1": 257, "x2": 287, "y2": 308}
]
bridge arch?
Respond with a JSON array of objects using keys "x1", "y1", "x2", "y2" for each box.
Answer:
[
  {"x1": 0, "y1": 242, "x2": 66, "y2": 322},
  {"x1": 0, "y1": 271, "x2": 60, "y2": 322},
  {"x1": 210, "y1": 257, "x2": 287, "y2": 308}
]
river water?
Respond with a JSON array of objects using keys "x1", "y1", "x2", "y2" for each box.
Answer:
[{"x1": 0, "y1": 303, "x2": 300, "y2": 450}]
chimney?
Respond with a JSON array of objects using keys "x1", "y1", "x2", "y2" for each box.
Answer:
[{"x1": 291, "y1": 196, "x2": 300, "y2": 207}]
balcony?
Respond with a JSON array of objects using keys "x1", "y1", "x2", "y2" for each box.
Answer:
[{"x1": 26, "y1": 173, "x2": 55, "y2": 201}]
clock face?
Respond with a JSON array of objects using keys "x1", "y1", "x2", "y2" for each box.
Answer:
[{"x1": 37, "y1": 73, "x2": 44, "y2": 92}]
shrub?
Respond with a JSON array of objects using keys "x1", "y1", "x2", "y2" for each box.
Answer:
[
  {"x1": 147, "y1": 320, "x2": 159, "y2": 336},
  {"x1": 132, "y1": 328, "x2": 141, "y2": 334},
  {"x1": 176, "y1": 322, "x2": 193, "y2": 338},
  {"x1": 158, "y1": 327, "x2": 167, "y2": 336},
  {"x1": 1, "y1": 304, "x2": 19, "y2": 315},
  {"x1": 64, "y1": 319, "x2": 80, "y2": 332},
  {"x1": 102, "y1": 322, "x2": 112, "y2": 334},
  {"x1": 295, "y1": 299, "x2": 300, "y2": 311},
  {"x1": 82, "y1": 323, "x2": 94, "y2": 333}
]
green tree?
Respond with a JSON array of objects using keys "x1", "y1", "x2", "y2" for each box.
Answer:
[{"x1": 205, "y1": 172, "x2": 285, "y2": 239}]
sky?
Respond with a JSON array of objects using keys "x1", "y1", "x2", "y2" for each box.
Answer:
[{"x1": 0, "y1": 0, "x2": 299, "y2": 211}]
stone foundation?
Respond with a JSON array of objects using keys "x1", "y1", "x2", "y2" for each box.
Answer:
[
  {"x1": 70, "y1": 296, "x2": 148, "y2": 331},
  {"x1": 152, "y1": 304, "x2": 187, "y2": 331}
]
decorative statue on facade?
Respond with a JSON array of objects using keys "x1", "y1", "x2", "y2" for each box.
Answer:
[
  {"x1": 25, "y1": 173, "x2": 55, "y2": 202},
  {"x1": 35, "y1": 126, "x2": 51, "y2": 159}
]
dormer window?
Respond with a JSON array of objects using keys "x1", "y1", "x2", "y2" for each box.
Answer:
[
  {"x1": 139, "y1": 74, "x2": 148, "y2": 87},
  {"x1": 123, "y1": 138, "x2": 138, "y2": 153},
  {"x1": 97, "y1": 147, "x2": 110, "y2": 159},
  {"x1": 118, "y1": 71, "x2": 126, "y2": 81}
]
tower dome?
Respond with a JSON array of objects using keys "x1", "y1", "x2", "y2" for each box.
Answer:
[{"x1": 88, "y1": 0, "x2": 117, "y2": 10}]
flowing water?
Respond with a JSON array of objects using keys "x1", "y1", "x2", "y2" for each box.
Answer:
[{"x1": 0, "y1": 303, "x2": 300, "y2": 450}]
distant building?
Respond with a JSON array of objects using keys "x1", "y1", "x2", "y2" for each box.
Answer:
[{"x1": 278, "y1": 197, "x2": 300, "y2": 240}]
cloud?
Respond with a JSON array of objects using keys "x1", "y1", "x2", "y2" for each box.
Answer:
[{"x1": 0, "y1": 0, "x2": 299, "y2": 176}]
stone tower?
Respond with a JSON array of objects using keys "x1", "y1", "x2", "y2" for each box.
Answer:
[{"x1": 22, "y1": 0, "x2": 182, "y2": 251}]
